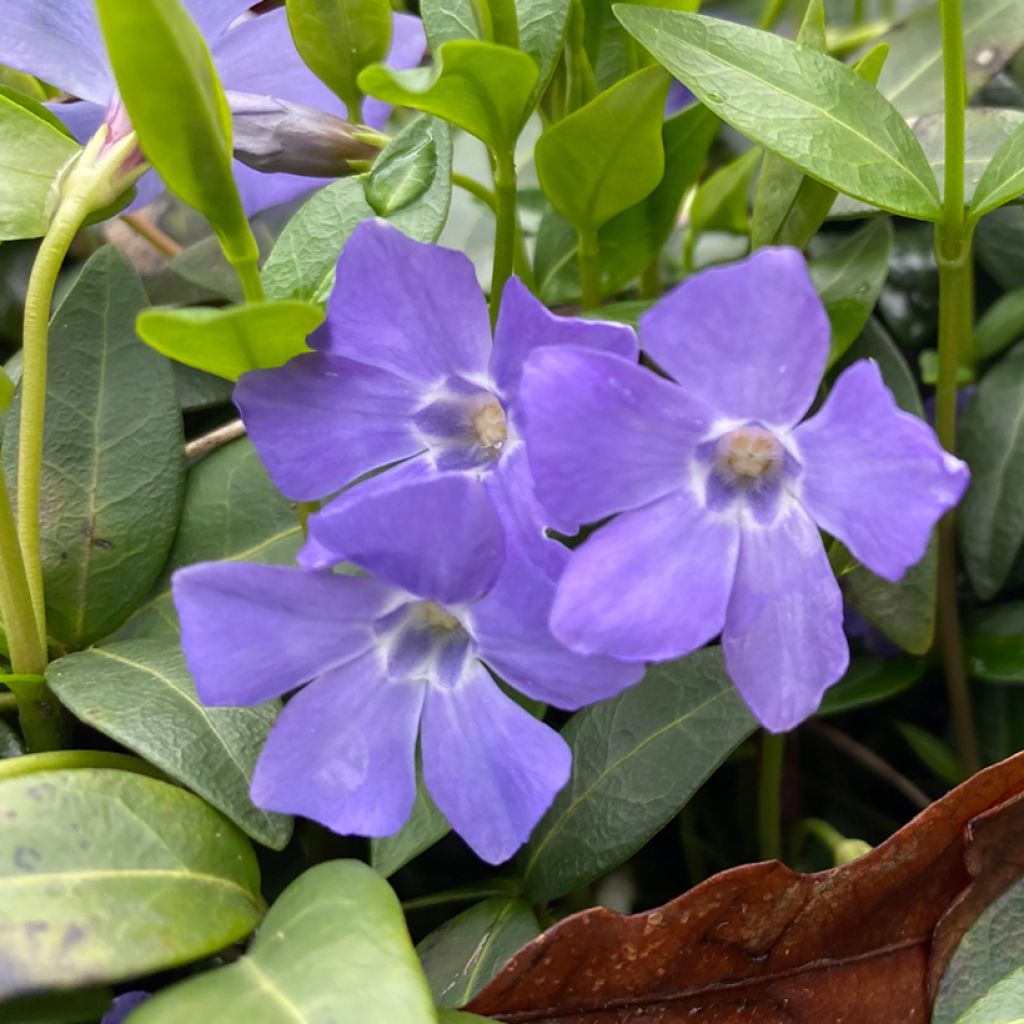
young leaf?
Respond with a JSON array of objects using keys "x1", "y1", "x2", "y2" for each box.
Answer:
[
  {"x1": 520, "y1": 648, "x2": 755, "y2": 903},
  {"x1": 0, "y1": 768, "x2": 262, "y2": 1000},
  {"x1": 536, "y1": 66, "x2": 669, "y2": 237},
  {"x1": 130, "y1": 861, "x2": 437, "y2": 1024},
  {"x1": 614, "y1": 6, "x2": 942, "y2": 221},
  {"x1": 285, "y1": 0, "x2": 393, "y2": 118},
  {"x1": 2, "y1": 247, "x2": 184, "y2": 649},
  {"x1": 47, "y1": 638, "x2": 292, "y2": 850},
  {"x1": 958, "y1": 344, "x2": 1024, "y2": 599},
  {"x1": 0, "y1": 89, "x2": 79, "y2": 241},
  {"x1": 96, "y1": 0, "x2": 259, "y2": 271},
  {"x1": 359, "y1": 40, "x2": 539, "y2": 154},
  {"x1": 136, "y1": 300, "x2": 323, "y2": 381}
]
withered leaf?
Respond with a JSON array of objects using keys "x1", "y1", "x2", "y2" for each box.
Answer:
[{"x1": 468, "y1": 752, "x2": 1024, "y2": 1023}]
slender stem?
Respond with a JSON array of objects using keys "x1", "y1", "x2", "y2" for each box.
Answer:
[
  {"x1": 487, "y1": 0, "x2": 520, "y2": 49},
  {"x1": 235, "y1": 258, "x2": 265, "y2": 303},
  {"x1": 579, "y1": 228, "x2": 602, "y2": 310},
  {"x1": 490, "y1": 151, "x2": 518, "y2": 325},
  {"x1": 0, "y1": 475, "x2": 45, "y2": 678},
  {"x1": 757, "y1": 731, "x2": 785, "y2": 862},
  {"x1": 853, "y1": 0, "x2": 866, "y2": 24},
  {"x1": 940, "y1": 0, "x2": 966, "y2": 244},
  {"x1": 453, "y1": 172, "x2": 498, "y2": 212},
  {"x1": 640, "y1": 258, "x2": 661, "y2": 301},
  {"x1": 185, "y1": 418, "x2": 247, "y2": 462},
  {"x1": 757, "y1": 0, "x2": 786, "y2": 30},
  {"x1": 120, "y1": 212, "x2": 183, "y2": 259}
]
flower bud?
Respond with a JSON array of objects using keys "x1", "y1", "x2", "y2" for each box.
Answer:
[{"x1": 227, "y1": 92, "x2": 380, "y2": 178}]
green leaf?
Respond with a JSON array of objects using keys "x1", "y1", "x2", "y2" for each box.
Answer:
[
  {"x1": 2, "y1": 247, "x2": 184, "y2": 649},
  {"x1": 976, "y1": 287, "x2": 1024, "y2": 362},
  {"x1": 371, "y1": 773, "x2": 449, "y2": 877},
  {"x1": 817, "y1": 656, "x2": 924, "y2": 716},
  {"x1": 808, "y1": 218, "x2": 894, "y2": 368},
  {"x1": 0, "y1": 987, "x2": 113, "y2": 1024},
  {"x1": 359, "y1": 40, "x2": 539, "y2": 153},
  {"x1": 366, "y1": 116, "x2": 453, "y2": 242},
  {"x1": 0, "y1": 768, "x2": 262, "y2": 1000},
  {"x1": 955, "y1": 970, "x2": 1024, "y2": 1024},
  {"x1": 419, "y1": 897, "x2": 539, "y2": 1008},
  {"x1": 112, "y1": 437, "x2": 302, "y2": 641},
  {"x1": 829, "y1": 318, "x2": 937, "y2": 654},
  {"x1": 684, "y1": 147, "x2": 760, "y2": 270},
  {"x1": 285, "y1": 0, "x2": 393, "y2": 116},
  {"x1": 966, "y1": 603, "x2": 1024, "y2": 683},
  {"x1": 970, "y1": 118, "x2": 1024, "y2": 224},
  {"x1": 0, "y1": 89, "x2": 79, "y2": 241},
  {"x1": 438, "y1": 1015, "x2": 491, "y2": 1024},
  {"x1": 96, "y1": 0, "x2": 258, "y2": 268},
  {"x1": 520, "y1": 648, "x2": 755, "y2": 903},
  {"x1": 263, "y1": 178, "x2": 374, "y2": 304},
  {"x1": 896, "y1": 721, "x2": 962, "y2": 785},
  {"x1": 615, "y1": 6, "x2": 941, "y2": 220},
  {"x1": 959, "y1": 344, "x2": 1024, "y2": 599},
  {"x1": 47, "y1": 638, "x2": 292, "y2": 849},
  {"x1": 131, "y1": 860, "x2": 437, "y2": 1024},
  {"x1": 536, "y1": 66, "x2": 669, "y2": 235},
  {"x1": 136, "y1": 300, "x2": 323, "y2": 381}
]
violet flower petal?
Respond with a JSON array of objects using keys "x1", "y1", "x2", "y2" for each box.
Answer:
[
  {"x1": 521, "y1": 346, "x2": 710, "y2": 533},
  {"x1": 722, "y1": 502, "x2": 848, "y2": 732},
  {"x1": 251, "y1": 649, "x2": 425, "y2": 835},
  {"x1": 314, "y1": 219, "x2": 492, "y2": 383},
  {"x1": 490, "y1": 276, "x2": 638, "y2": 400},
  {"x1": 235, "y1": 352, "x2": 425, "y2": 501},
  {"x1": 301, "y1": 474, "x2": 506, "y2": 603},
  {"x1": 45, "y1": 99, "x2": 104, "y2": 144},
  {"x1": 551, "y1": 488, "x2": 740, "y2": 662},
  {"x1": 101, "y1": 992, "x2": 150, "y2": 1024},
  {"x1": 471, "y1": 555, "x2": 644, "y2": 710},
  {"x1": 181, "y1": 0, "x2": 254, "y2": 40},
  {"x1": 231, "y1": 161, "x2": 324, "y2": 215},
  {"x1": 421, "y1": 661, "x2": 571, "y2": 865},
  {"x1": 172, "y1": 562, "x2": 392, "y2": 705},
  {"x1": 794, "y1": 359, "x2": 970, "y2": 581},
  {"x1": 640, "y1": 248, "x2": 830, "y2": 429}
]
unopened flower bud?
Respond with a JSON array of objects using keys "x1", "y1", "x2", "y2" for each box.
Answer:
[
  {"x1": 834, "y1": 839, "x2": 872, "y2": 865},
  {"x1": 227, "y1": 91, "x2": 380, "y2": 178}
]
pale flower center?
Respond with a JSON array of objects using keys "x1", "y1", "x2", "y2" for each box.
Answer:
[
  {"x1": 472, "y1": 400, "x2": 508, "y2": 450},
  {"x1": 714, "y1": 425, "x2": 784, "y2": 484},
  {"x1": 419, "y1": 601, "x2": 462, "y2": 633}
]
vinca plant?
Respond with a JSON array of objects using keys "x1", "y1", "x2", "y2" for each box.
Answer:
[{"x1": 0, "y1": 0, "x2": 1023, "y2": 1020}]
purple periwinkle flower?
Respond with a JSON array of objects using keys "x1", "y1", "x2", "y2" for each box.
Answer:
[
  {"x1": 101, "y1": 992, "x2": 150, "y2": 1024},
  {"x1": 520, "y1": 248, "x2": 969, "y2": 732},
  {"x1": 0, "y1": 0, "x2": 425, "y2": 213},
  {"x1": 172, "y1": 475, "x2": 642, "y2": 864},
  {"x1": 235, "y1": 218, "x2": 638, "y2": 579}
]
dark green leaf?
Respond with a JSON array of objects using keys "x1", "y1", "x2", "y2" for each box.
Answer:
[
  {"x1": 959, "y1": 344, "x2": 1024, "y2": 599},
  {"x1": 418, "y1": 897, "x2": 539, "y2": 1008},
  {"x1": 615, "y1": 7, "x2": 941, "y2": 220},
  {"x1": 112, "y1": 437, "x2": 302, "y2": 641},
  {"x1": 371, "y1": 774, "x2": 449, "y2": 877},
  {"x1": 975, "y1": 287, "x2": 1024, "y2": 361},
  {"x1": 136, "y1": 300, "x2": 322, "y2": 381},
  {"x1": 285, "y1": 0, "x2": 393, "y2": 117},
  {"x1": 520, "y1": 648, "x2": 756, "y2": 903},
  {"x1": 817, "y1": 656, "x2": 924, "y2": 716},
  {"x1": 970, "y1": 116, "x2": 1024, "y2": 224},
  {"x1": 131, "y1": 860, "x2": 436, "y2": 1023},
  {"x1": 3, "y1": 247, "x2": 184, "y2": 649},
  {"x1": 47, "y1": 638, "x2": 292, "y2": 849},
  {"x1": 0, "y1": 987, "x2": 113, "y2": 1024},
  {"x1": 965, "y1": 603, "x2": 1024, "y2": 683},
  {"x1": 0, "y1": 768, "x2": 262, "y2": 1000},
  {"x1": 359, "y1": 40, "x2": 539, "y2": 153},
  {"x1": 896, "y1": 721, "x2": 962, "y2": 785},
  {"x1": 0, "y1": 90, "x2": 79, "y2": 241}
]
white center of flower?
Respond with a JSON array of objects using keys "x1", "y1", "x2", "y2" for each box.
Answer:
[
  {"x1": 472, "y1": 400, "x2": 508, "y2": 450},
  {"x1": 714, "y1": 425, "x2": 784, "y2": 484}
]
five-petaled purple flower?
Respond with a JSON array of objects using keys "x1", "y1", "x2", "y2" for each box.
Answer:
[
  {"x1": 172, "y1": 476, "x2": 642, "y2": 865},
  {"x1": 0, "y1": 0, "x2": 425, "y2": 213},
  {"x1": 520, "y1": 248, "x2": 969, "y2": 731},
  {"x1": 235, "y1": 218, "x2": 638, "y2": 578}
]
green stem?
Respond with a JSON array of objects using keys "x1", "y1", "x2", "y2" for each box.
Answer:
[
  {"x1": 0, "y1": 692, "x2": 17, "y2": 714},
  {"x1": 235, "y1": 258, "x2": 265, "y2": 303},
  {"x1": 757, "y1": 731, "x2": 785, "y2": 862},
  {"x1": 579, "y1": 228, "x2": 602, "y2": 310},
  {"x1": 0, "y1": 749, "x2": 167, "y2": 783},
  {"x1": 491, "y1": 151, "x2": 518, "y2": 325},
  {"x1": 453, "y1": 172, "x2": 498, "y2": 212},
  {"x1": 853, "y1": 0, "x2": 866, "y2": 24},
  {"x1": 757, "y1": 0, "x2": 786, "y2": 30},
  {"x1": 487, "y1": 0, "x2": 520, "y2": 49}
]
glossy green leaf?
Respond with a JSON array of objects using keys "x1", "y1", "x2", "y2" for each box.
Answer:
[
  {"x1": 136, "y1": 300, "x2": 322, "y2": 381},
  {"x1": 976, "y1": 287, "x2": 1024, "y2": 362},
  {"x1": 2, "y1": 247, "x2": 184, "y2": 649},
  {"x1": 0, "y1": 768, "x2": 262, "y2": 1000},
  {"x1": 897, "y1": 721, "x2": 962, "y2": 785},
  {"x1": 112, "y1": 437, "x2": 302, "y2": 641},
  {"x1": 418, "y1": 897, "x2": 539, "y2": 1008},
  {"x1": 684, "y1": 147, "x2": 760, "y2": 270},
  {"x1": 520, "y1": 648, "x2": 756, "y2": 903},
  {"x1": 285, "y1": 0, "x2": 392, "y2": 116},
  {"x1": 366, "y1": 115, "x2": 453, "y2": 241},
  {"x1": 359, "y1": 40, "x2": 539, "y2": 153},
  {"x1": 371, "y1": 774, "x2": 449, "y2": 877},
  {"x1": 96, "y1": 0, "x2": 258, "y2": 268},
  {"x1": 830, "y1": 318, "x2": 937, "y2": 654},
  {"x1": 263, "y1": 178, "x2": 374, "y2": 304},
  {"x1": 47, "y1": 638, "x2": 291, "y2": 849},
  {"x1": 965, "y1": 604, "x2": 1024, "y2": 683},
  {"x1": 0, "y1": 89, "x2": 79, "y2": 241},
  {"x1": 959, "y1": 344, "x2": 1024, "y2": 599},
  {"x1": 536, "y1": 66, "x2": 669, "y2": 235},
  {"x1": 817, "y1": 656, "x2": 924, "y2": 716},
  {"x1": 809, "y1": 218, "x2": 894, "y2": 368},
  {"x1": 615, "y1": 6, "x2": 941, "y2": 220},
  {"x1": 131, "y1": 860, "x2": 437, "y2": 1024}
]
